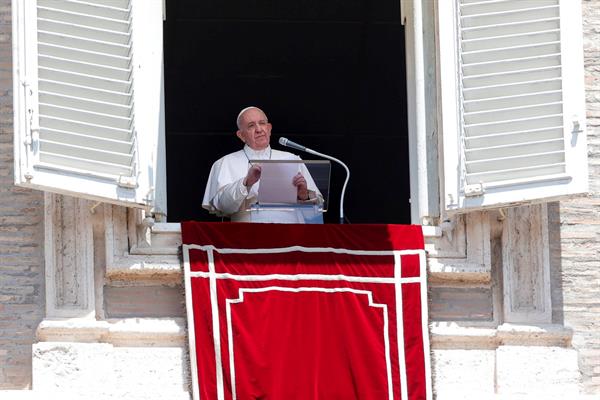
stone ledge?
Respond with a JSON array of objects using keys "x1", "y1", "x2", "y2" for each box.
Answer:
[
  {"x1": 2, "y1": 391, "x2": 597, "y2": 400},
  {"x1": 431, "y1": 322, "x2": 573, "y2": 349},
  {"x1": 106, "y1": 255, "x2": 182, "y2": 278},
  {"x1": 37, "y1": 318, "x2": 572, "y2": 350},
  {"x1": 107, "y1": 254, "x2": 492, "y2": 283},
  {"x1": 109, "y1": 223, "x2": 490, "y2": 282},
  {"x1": 435, "y1": 393, "x2": 599, "y2": 400},
  {"x1": 0, "y1": 390, "x2": 191, "y2": 400},
  {"x1": 36, "y1": 318, "x2": 186, "y2": 347},
  {"x1": 428, "y1": 260, "x2": 491, "y2": 283}
]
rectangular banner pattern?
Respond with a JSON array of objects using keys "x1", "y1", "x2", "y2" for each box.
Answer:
[{"x1": 182, "y1": 222, "x2": 431, "y2": 400}]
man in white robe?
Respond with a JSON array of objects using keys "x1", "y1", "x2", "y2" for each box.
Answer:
[{"x1": 202, "y1": 107, "x2": 321, "y2": 223}]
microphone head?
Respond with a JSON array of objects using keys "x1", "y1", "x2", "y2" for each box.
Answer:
[{"x1": 278, "y1": 137, "x2": 288, "y2": 146}]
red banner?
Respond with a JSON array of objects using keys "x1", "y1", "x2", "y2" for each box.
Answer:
[{"x1": 182, "y1": 222, "x2": 431, "y2": 400}]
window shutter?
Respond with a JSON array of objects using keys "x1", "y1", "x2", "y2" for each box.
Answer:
[
  {"x1": 13, "y1": 0, "x2": 165, "y2": 213},
  {"x1": 438, "y1": 0, "x2": 588, "y2": 213}
]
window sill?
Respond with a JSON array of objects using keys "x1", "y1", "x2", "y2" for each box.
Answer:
[
  {"x1": 35, "y1": 317, "x2": 571, "y2": 350},
  {"x1": 107, "y1": 223, "x2": 472, "y2": 278}
]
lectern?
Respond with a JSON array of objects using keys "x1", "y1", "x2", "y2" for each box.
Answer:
[{"x1": 245, "y1": 159, "x2": 331, "y2": 224}]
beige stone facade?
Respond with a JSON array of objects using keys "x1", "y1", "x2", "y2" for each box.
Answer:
[
  {"x1": 0, "y1": 0, "x2": 599, "y2": 398},
  {"x1": 557, "y1": 1, "x2": 600, "y2": 394},
  {"x1": 0, "y1": 0, "x2": 44, "y2": 389}
]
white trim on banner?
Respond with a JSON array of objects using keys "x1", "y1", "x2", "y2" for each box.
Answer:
[
  {"x1": 420, "y1": 248, "x2": 433, "y2": 400},
  {"x1": 183, "y1": 246, "x2": 201, "y2": 400},
  {"x1": 394, "y1": 252, "x2": 409, "y2": 400},
  {"x1": 184, "y1": 244, "x2": 425, "y2": 257},
  {"x1": 225, "y1": 287, "x2": 393, "y2": 400}
]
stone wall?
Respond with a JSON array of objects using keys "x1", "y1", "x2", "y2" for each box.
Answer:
[
  {"x1": 558, "y1": 0, "x2": 600, "y2": 394},
  {"x1": 0, "y1": 0, "x2": 45, "y2": 389}
]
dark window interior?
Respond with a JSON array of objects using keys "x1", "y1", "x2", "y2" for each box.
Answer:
[{"x1": 164, "y1": 0, "x2": 410, "y2": 224}]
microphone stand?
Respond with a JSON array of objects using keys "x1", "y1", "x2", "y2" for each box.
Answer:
[
  {"x1": 279, "y1": 138, "x2": 350, "y2": 224},
  {"x1": 304, "y1": 148, "x2": 350, "y2": 224}
]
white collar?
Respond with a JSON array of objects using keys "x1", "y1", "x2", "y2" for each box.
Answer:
[{"x1": 243, "y1": 145, "x2": 272, "y2": 160}]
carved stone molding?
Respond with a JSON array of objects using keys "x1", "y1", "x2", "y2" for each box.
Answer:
[
  {"x1": 502, "y1": 204, "x2": 552, "y2": 324},
  {"x1": 44, "y1": 193, "x2": 95, "y2": 318},
  {"x1": 104, "y1": 205, "x2": 180, "y2": 279},
  {"x1": 426, "y1": 211, "x2": 492, "y2": 282}
]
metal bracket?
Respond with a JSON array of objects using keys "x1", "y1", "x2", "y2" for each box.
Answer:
[
  {"x1": 117, "y1": 175, "x2": 138, "y2": 189},
  {"x1": 497, "y1": 208, "x2": 507, "y2": 222},
  {"x1": 89, "y1": 201, "x2": 102, "y2": 214},
  {"x1": 439, "y1": 217, "x2": 456, "y2": 242},
  {"x1": 464, "y1": 183, "x2": 485, "y2": 197}
]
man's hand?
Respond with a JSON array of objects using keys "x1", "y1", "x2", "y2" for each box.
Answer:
[
  {"x1": 293, "y1": 172, "x2": 309, "y2": 200},
  {"x1": 244, "y1": 164, "x2": 262, "y2": 188}
]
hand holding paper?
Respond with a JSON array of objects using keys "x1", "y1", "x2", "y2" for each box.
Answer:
[
  {"x1": 293, "y1": 173, "x2": 309, "y2": 200},
  {"x1": 244, "y1": 164, "x2": 262, "y2": 188}
]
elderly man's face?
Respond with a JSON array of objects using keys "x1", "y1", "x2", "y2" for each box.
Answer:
[{"x1": 236, "y1": 108, "x2": 272, "y2": 150}]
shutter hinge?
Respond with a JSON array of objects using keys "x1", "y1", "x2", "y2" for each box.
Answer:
[
  {"x1": 23, "y1": 80, "x2": 39, "y2": 181},
  {"x1": 440, "y1": 217, "x2": 456, "y2": 242},
  {"x1": 117, "y1": 175, "x2": 138, "y2": 189},
  {"x1": 464, "y1": 183, "x2": 485, "y2": 197}
]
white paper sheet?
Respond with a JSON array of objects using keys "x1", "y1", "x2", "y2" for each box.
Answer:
[{"x1": 256, "y1": 162, "x2": 301, "y2": 204}]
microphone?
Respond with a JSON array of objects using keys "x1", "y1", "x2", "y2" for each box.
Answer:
[
  {"x1": 278, "y1": 137, "x2": 351, "y2": 224},
  {"x1": 278, "y1": 137, "x2": 306, "y2": 152}
]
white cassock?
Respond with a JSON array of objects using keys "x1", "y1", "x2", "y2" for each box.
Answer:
[{"x1": 202, "y1": 145, "x2": 322, "y2": 223}]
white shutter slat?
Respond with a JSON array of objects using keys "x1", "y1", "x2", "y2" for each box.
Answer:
[
  {"x1": 462, "y1": 30, "x2": 560, "y2": 52},
  {"x1": 39, "y1": 31, "x2": 131, "y2": 57},
  {"x1": 465, "y1": 138, "x2": 565, "y2": 161},
  {"x1": 39, "y1": 152, "x2": 133, "y2": 176},
  {"x1": 463, "y1": 66, "x2": 561, "y2": 88},
  {"x1": 439, "y1": 0, "x2": 588, "y2": 212},
  {"x1": 463, "y1": 78, "x2": 561, "y2": 100},
  {"x1": 81, "y1": 0, "x2": 130, "y2": 8},
  {"x1": 466, "y1": 150, "x2": 564, "y2": 174},
  {"x1": 38, "y1": 18, "x2": 131, "y2": 44},
  {"x1": 466, "y1": 164, "x2": 566, "y2": 184},
  {"x1": 460, "y1": 0, "x2": 557, "y2": 16},
  {"x1": 463, "y1": 54, "x2": 561, "y2": 76},
  {"x1": 464, "y1": 91, "x2": 562, "y2": 112},
  {"x1": 39, "y1": 56, "x2": 131, "y2": 81},
  {"x1": 38, "y1": 44, "x2": 130, "y2": 68},
  {"x1": 39, "y1": 92, "x2": 132, "y2": 116},
  {"x1": 40, "y1": 140, "x2": 133, "y2": 166},
  {"x1": 39, "y1": 104, "x2": 132, "y2": 129},
  {"x1": 462, "y1": 43, "x2": 561, "y2": 64},
  {"x1": 40, "y1": 116, "x2": 132, "y2": 142},
  {"x1": 41, "y1": 128, "x2": 133, "y2": 154},
  {"x1": 37, "y1": 7, "x2": 129, "y2": 32},
  {"x1": 38, "y1": 0, "x2": 131, "y2": 21},
  {"x1": 465, "y1": 115, "x2": 563, "y2": 137},
  {"x1": 462, "y1": 18, "x2": 560, "y2": 40},
  {"x1": 39, "y1": 80, "x2": 132, "y2": 105},
  {"x1": 464, "y1": 103, "x2": 563, "y2": 125},
  {"x1": 461, "y1": 5, "x2": 559, "y2": 28},
  {"x1": 465, "y1": 127, "x2": 563, "y2": 148},
  {"x1": 39, "y1": 67, "x2": 131, "y2": 92}
]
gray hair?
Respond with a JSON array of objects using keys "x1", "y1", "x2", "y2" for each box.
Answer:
[{"x1": 236, "y1": 106, "x2": 267, "y2": 129}]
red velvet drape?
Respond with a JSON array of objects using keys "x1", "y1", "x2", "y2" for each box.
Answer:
[{"x1": 182, "y1": 222, "x2": 429, "y2": 400}]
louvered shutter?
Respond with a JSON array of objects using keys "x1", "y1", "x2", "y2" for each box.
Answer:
[
  {"x1": 13, "y1": 0, "x2": 165, "y2": 212},
  {"x1": 438, "y1": 0, "x2": 588, "y2": 212}
]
